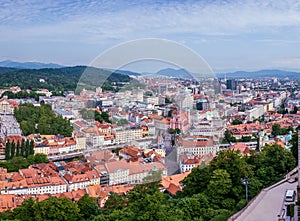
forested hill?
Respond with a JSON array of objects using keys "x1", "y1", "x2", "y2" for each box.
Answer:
[{"x1": 0, "y1": 66, "x2": 141, "y2": 93}]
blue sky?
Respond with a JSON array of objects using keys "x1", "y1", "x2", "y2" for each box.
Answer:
[{"x1": 1, "y1": 0, "x2": 300, "y2": 72}]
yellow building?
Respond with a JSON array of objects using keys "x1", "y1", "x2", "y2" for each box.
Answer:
[{"x1": 34, "y1": 146, "x2": 50, "y2": 155}]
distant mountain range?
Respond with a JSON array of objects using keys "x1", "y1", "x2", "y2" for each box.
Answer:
[
  {"x1": 0, "y1": 60, "x2": 64, "y2": 69},
  {"x1": 217, "y1": 69, "x2": 300, "y2": 79},
  {"x1": 2, "y1": 60, "x2": 300, "y2": 79},
  {"x1": 153, "y1": 68, "x2": 300, "y2": 79},
  {"x1": 155, "y1": 68, "x2": 194, "y2": 78},
  {"x1": 0, "y1": 60, "x2": 141, "y2": 77},
  {"x1": 112, "y1": 69, "x2": 140, "y2": 76}
]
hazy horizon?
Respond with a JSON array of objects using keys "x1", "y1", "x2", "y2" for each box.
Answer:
[{"x1": 2, "y1": 0, "x2": 300, "y2": 72}]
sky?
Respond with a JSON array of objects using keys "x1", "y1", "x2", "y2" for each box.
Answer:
[{"x1": 1, "y1": 0, "x2": 300, "y2": 72}]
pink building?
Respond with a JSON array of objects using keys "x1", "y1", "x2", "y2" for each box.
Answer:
[{"x1": 170, "y1": 110, "x2": 191, "y2": 133}]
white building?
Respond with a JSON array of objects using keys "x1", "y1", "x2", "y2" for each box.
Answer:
[
  {"x1": 105, "y1": 160, "x2": 167, "y2": 186},
  {"x1": 114, "y1": 127, "x2": 143, "y2": 144},
  {"x1": 245, "y1": 105, "x2": 264, "y2": 121},
  {"x1": 64, "y1": 170, "x2": 100, "y2": 191},
  {"x1": 179, "y1": 153, "x2": 200, "y2": 173},
  {"x1": 177, "y1": 136, "x2": 219, "y2": 159}
]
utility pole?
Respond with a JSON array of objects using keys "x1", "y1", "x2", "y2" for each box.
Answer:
[{"x1": 241, "y1": 177, "x2": 250, "y2": 202}]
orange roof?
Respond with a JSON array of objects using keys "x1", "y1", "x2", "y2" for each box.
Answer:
[
  {"x1": 87, "y1": 184, "x2": 102, "y2": 198},
  {"x1": 120, "y1": 146, "x2": 140, "y2": 158},
  {"x1": 88, "y1": 184, "x2": 134, "y2": 199},
  {"x1": 161, "y1": 171, "x2": 191, "y2": 189},
  {"x1": 178, "y1": 136, "x2": 214, "y2": 147},
  {"x1": 105, "y1": 159, "x2": 166, "y2": 176},
  {"x1": 166, "y1": 183, "x2": 181, "y2": 196},
  {"x1": 6, "y1": 136, "x2": 23, "y2": 144},
  {"x1": 229, "y1": 143, "x2": 251, "y2": 155},
  {"x1": 0, "y1": 195, "x2": 23, "y2": 212}
]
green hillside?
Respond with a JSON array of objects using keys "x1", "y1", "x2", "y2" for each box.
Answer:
[{"x1": 0, "y1": 66, "x2": 143, "y2": 93}]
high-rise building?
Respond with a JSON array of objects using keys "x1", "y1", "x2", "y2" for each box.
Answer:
[
  {"x1": 196, "y1": 99, "x2": 210, "y2": 110},
  {"x1": 226, "y1": 79, "x2": 237, "y2": 90}
]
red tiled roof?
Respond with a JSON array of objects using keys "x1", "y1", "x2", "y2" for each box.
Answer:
[{"x1": 166, "y1": 183, "x2": 181, "y2": 196}]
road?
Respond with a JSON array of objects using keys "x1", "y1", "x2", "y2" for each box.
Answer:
[
  {"x1": 163, "y1": 132, "x2": 180, "y2": 175},
  {"x1": 235, "y1": 180, "x2": 297, "y2": 221}
]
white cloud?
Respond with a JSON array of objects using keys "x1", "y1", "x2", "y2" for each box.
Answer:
[
  {"x1": 2, "y1": 0, "x2": 300, "y2": 43},
  {"x1": 272, "y1": 58, "x2": 300, "y2": 70},
  {"x1": 1, "y1": 0, "x2": 300, "y2": 70}
]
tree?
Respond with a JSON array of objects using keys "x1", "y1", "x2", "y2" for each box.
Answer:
[
  {"x1": 33, "y1": 197, "x2": 80, "y2": 221},
  {"x1": 22, "y1": 139, "x2": 29, "y2": 157},
  {"x1": 206, "y1": 169, "x2": 233, "y2": 207},
  {"x1": 241, "y1": 136, "x2": 251, "y2": 142},
  {"x1": 16, "y1": 141, "x2": 20, "y2": 157},
  {"x1": 290, "y1": 132, "x2": 298, "y2": 162},
  {"x1": 104, "y1": 192, "x2": 126, "y2": 211},
  {"x1": 175, "y1": 128, "x2": 181, "y2": 135},
  {"x1": 288, "y1": 126, "x2": 294, "y2": 133},
  {"x1": 165, "y1": 96, "x2": 172, "y2": 104},
  {"x1": 209, "y1": 150, "x2": 254, "y2": 192},
  {"x1": 291, "y1": 106, "x2": 299, "y2": 114},
  {"x1": 126, "y1": 182, "x2": 165, "y2": 221},
  {"x1": 101, "y1": 112, "x2": 111, "y2": 123},
  {"x1": 34, "y1": 154, "x2": 48, "y2": 164},
  {"x1": 15, "y1": 103, "x2": 73, "y2": 136},
  {"x1": 143, "y1": 170, "x2": 163, "y2": 183},
  {"x1": 6, "y1": 157, "x2": 29, "y2": 172},
  {"x1": 174, "y1": 196, "x2": 205, "y2": 220},
  {"x1": 271, "y1": 123, "x2": 290, "y2": 136},
  {"x1": 272, "y1": 123, "x2": 281, "y2": 136},
  {"x1": 169, "y1": 128, "x2": 175, "y2": 134},
  {"x1": 5, "y1": 142, "x2": 10, "y2": 160},
  {"x1": 10, "y1": 141, "x2": 16, "y2": 159},
  {"x1": 277, "y1": 107, "x2": 285, "y2": 115},
  {"x1": 145, "y1": 91, "x2": 153, "y2": 96},
  {"x1": 0, "y1": 209, "x2": 14, "y2": 220},
  {"x1": 252, "y1": 144, "x2": 296, "y2": 186},
  {"x1": 77, "y1": 194, "x2": 100, "y2": 220},
  {"x1": 93, "y1": 210, "x2": 135, "y2": 221},
  {"x1": 29, "y1": 140, "x2": 34, "y2": 155},
  {"x1": 224, "y1": 129, "x2": 236, "y2": 143},
  {"x1": 13, "y1": 197, "x2": 35, "y2": 221},
  {"x1": 181, "y1": 166, "x2": 211, "y2": 197},
  {"x1": 27, "y1": 155, "x2": 35, "y2": 165},
  {"x1": 21, "y1": 139, "x2": 25, "y2": 157},
  {"x1": 232, "y1": 119, "x2": 242, "y2": 125},
  {"x1": 207, "y1": 169, "x2": 232, "y2": 197},
  {"x1": 25, "y1": 139, "x2": 30, "y2": 158}
]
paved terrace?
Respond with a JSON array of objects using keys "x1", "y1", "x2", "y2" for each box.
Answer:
[{"x1": 229, "y1": 168, "x2": 298, "y2": 221}]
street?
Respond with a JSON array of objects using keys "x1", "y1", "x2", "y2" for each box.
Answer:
[{"x1": 235, "y1": 180, "x2": 298, "y2": 221}]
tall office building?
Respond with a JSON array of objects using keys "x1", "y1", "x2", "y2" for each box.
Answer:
[{"x1": 226, "y1": 79, "x2": 237, "y2": 90}]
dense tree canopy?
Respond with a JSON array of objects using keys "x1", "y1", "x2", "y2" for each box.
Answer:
[
  {"x1": 0, "y1": 66, "x2": 141, "y2": 93},
  {"x1": 0, "y1": 154, "x2": 48, "y2": 172},
  {"x1": 1, "y1": 91, "x2": 42, "y2": 101},
  {"x1": 13, "y1": 197, "x2": 80, "y2": 221},
  {"x1": 77, "y1": 194, "x2": 101, "y2": 220},
  {"x1": 0, "y1": 144, "x2": 296, "y2": 221},
  {"x1": 232, "y1": 119, "x2": 243, "y2": 125},
  {"x1": 5, "y1": 139, "x2": 34, "y2": 160},
  {"x1": 224, "y1": 129, "x2": 236, "y2": 143},
  {"x1": 14, "y1": 103, "x2": 73, "y2": 136},
  {"x1": 80, "y1": 109, "x2": 112, "y2": 123},
  {"x1": 271, "y1": 123, "x2": 293, "y2": 136}
]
